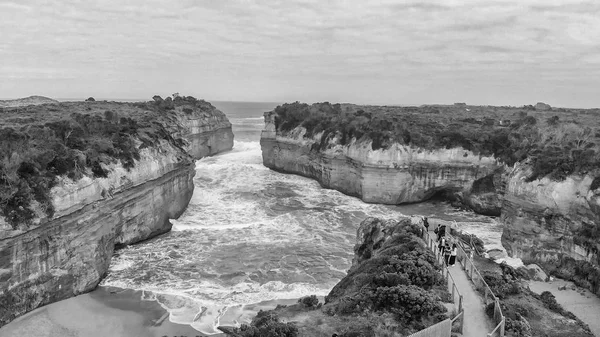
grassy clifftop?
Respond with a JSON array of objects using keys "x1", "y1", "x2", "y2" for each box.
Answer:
[
  {"x1": 0, "y1": 95, "x2": 225, "y2": 230},
  {"x1": 271, "y1": 102, "x2": 600, "y2": 182}
]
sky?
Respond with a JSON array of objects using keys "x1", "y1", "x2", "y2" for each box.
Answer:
[{"x1": 1, "y1": 0, "x2": 599, "y2": 107}]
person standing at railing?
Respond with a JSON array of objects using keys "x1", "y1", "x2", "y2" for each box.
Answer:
[
  {"x1": 449, "y1": 243, "x2": 458, "y2": 266},
  {"x1": 438, "y1": 236, "x2": 446, "y2": 253}
]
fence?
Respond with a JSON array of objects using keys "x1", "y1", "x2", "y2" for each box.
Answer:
[
  {"x1": 415, "y1": 223, "x2": 506, "y2": 337},
  {"x1": 454, "y1": 239, "x2": 505, "y2": 337},
  {"x1": 407, "y1": 319, "x2": 452, "y2": 337},
  {"x1": 406, "y1": 230, "x2": 464, "y2": 337},
  {"x1": 425, "y1": 233, "x2": 464, "y2": 320}
]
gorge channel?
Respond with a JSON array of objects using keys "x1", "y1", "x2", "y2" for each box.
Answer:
[{"x1": 100, "y1": 102, "x2": 507, "y2": 335}]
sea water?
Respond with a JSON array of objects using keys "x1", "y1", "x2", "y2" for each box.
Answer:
[{"x1": 101, "y1": 101, "x2": 514, "y2": 334}]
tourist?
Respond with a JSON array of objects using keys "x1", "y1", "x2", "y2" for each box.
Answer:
[
  {"x1": 449, "y1": 243, "x2": 458, "y2": 266},
  {"x1": 444, "y1": 241, "x2": 451, "y2": 265},
  {"x1": 434, "y1": 224, "x2": 441, "y2": 240},
  {"x1": 439, "y1": 224, "x2": 446, "y2": 238},
  {"x1": 438, "y1": 236, "x2": 446, "y2": 253},
  {"x1": 422, "y1": 216, "x2": 429, "y2": 232}
]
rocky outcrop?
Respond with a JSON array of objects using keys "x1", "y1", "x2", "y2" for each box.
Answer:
[
  {"x1": 234, "y1": 217, "x2": 449, "y2": 336},
  {"x1": 534, "y1": 102, "x2": 552, "y2": 111},
  {"x1": 0, "y1": 95, "x2": 58, "y2": 108},
  {"x1": 0, "y1": 100, "x2": 233, "y2": 326},
  {"x1": 501, "y1": 164, "x2": 600, "y2": 292},
  {"x1": 179, "y1": 112, "x2": 234, "y2": 159},
  {"x1": 260, "y1": 111, "x2": 502, "y2": 212},
  {"x1": 460, "y1": 169, "x2": 505, "y2": 216}
]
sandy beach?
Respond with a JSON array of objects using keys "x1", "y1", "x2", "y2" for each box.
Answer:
[
  {"x1": 0, "y1": 286, "x2": 224, "y2": 337},
  {"x1": 529, "y1": 280, "x2": 600, "y2": 337}
]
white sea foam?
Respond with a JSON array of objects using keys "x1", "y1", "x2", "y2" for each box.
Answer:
[{"x1": 105, "y1": 120, "x2": 516, "y2": 334}]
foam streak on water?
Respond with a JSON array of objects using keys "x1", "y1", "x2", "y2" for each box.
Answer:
[{"x1": 101, "y1": 106, "x2": 510, "y2": 334}]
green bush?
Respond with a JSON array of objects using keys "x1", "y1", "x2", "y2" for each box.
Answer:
[
  {"x1": 233, "y1": 310, "x2": 298, "y2": 337},
  {"x1": 298, "y1": 295, "x2": 319, "y2": 308},
  {"x1": 372, "y1": 285, "x2": 446, "y2": 323},
  {"x1": 0, "y1": 96, "x2": 207, "y2": 229},
  {"x1": 482, "y1": 271, "x2": 521, "y2": 299}
]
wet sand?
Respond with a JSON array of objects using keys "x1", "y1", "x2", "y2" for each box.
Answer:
[
  {"x1": 0, "y1": 286, "x2": 223, "y2": 337},
  {"x1": 529, "y1": 280, "x2": 600, "y2": 337}
]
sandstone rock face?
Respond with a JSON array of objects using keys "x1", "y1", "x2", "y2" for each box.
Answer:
[
  {"x1": 179, "y1": 111, "x2": 234, "y2": 159},
  {"x1": 525, "y1": 264, "x2": 548, "y2": 282},
  {"x1": 501, "y1": 164, "x2": 600, "y2": 281},
  {"x1": 260, "y1": 111, "x2": 501, "y2": 210},
  {"x1": 460, "y1": 169, "x2": 505, "y2": 216},
  {"x1": 0, "y1": 105, "x2": 233, "y2": 326},
  {"x1": 352, "y1": 217, "x2": 398, "y2": 269}
]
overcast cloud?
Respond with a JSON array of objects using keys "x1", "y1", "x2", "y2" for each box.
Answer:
[{"x1": 1, "y1": 0, "x2": 599, "y2": 107}]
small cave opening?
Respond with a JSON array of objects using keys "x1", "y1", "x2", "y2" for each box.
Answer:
[{"x1": 423, "y1": 187, "x2": 461, "y2": 203}]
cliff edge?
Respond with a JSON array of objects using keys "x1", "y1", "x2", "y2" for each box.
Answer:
[
  {"x1": 260, "y1": 103, "x2": 503, "y2": 213},
  {"x1": 260, "y1": 102, "x2": 600, "y2": 294},
  {"x1": 0, "y1": 95, "x2": 233, "y2": 326}
]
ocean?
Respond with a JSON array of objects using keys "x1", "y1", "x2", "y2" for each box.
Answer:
[{"x1": 100, "y1": 101, "x2": 511, "y2": 334}]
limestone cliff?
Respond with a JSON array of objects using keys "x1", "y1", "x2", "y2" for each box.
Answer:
[
  {"x1": 501, "y1": 163, "x2": 600, "y2": 293},
  {"x1": 260, "y1": 110, "x2": 502, "y2": 210},
  {"x1": 260, "y1": 101, "x2": 600, "y2": 294},
  {"x1": 0, "y1": 97, "x2": 233, "y2": 326}
]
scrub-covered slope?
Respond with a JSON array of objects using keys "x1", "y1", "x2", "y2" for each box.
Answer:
[
  {"x1": 225, "y1": 218, "x2": 451, "y2": 337},
  {"x1": 0, "y1": 95, "x2": 233, "y2": 326}
]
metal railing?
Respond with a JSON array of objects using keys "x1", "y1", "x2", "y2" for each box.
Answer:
[
  {"x1": 406, "y1": 229, "x2": 464, "y2": 337},
  {"x1": 454, "y1": 239, "x2": 505, "y2": 337}
]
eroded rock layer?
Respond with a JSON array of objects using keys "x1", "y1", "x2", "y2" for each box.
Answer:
[
  {"x1": 0, "y1": 99, "x2": 233, "y2": 326},
  {"x1": 501, "y1": 164, "x2": 600, "y2": 293},
  {"x1": 260, "y1": 110, "x2": 502, "y2": 211}
]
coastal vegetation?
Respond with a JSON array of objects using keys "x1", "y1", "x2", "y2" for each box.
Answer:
[
  {"x1": 230, "y1": 219, "x2": 452, "y2": 337},
  {"x1": 270, "y1": 102, "x2": 600, "y2": 290},
  {"x1": 473, "y1": 256, "x2": 593, "y2": 337},
  {"x1": 272, "y1": 102, "x2": 600, "y2": 182},
  {"x1": 0, "y1": 95, "x2": 215, "y2": 229}
]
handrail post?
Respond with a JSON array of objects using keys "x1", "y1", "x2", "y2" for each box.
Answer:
[
  {"x1": 500, "y1": 317, "x2": 505, "y2": 337},
  {"x1": 452, "y1": 283, "x2": 455, "y2": 303},
  {"x1": 458, "y1": 295, "x2": 463, "y2": 312},
  {"x1": 484, "y1": 287, "x2": 489, "y2": 305},
  {"x1": 469, "y1": 260, "x2": 474, "y2": 279}
]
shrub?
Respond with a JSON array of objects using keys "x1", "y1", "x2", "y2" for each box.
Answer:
[
  {"x1": 298, "y1": 295, "x2": 319, "y2": 308},
  {"x1": 372, "y1": 285, "x2": 446, "y2": 323},
  {"x1": 85, "y1": 97, "x2": 95, "y2": 102},
  {"x1": 233, "y1": 310, "x2": 298, "y2": 337}
]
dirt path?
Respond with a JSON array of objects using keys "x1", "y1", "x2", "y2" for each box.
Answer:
[{"x1": 449, "y1": 264, "x2": 495, "y2": 337}]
